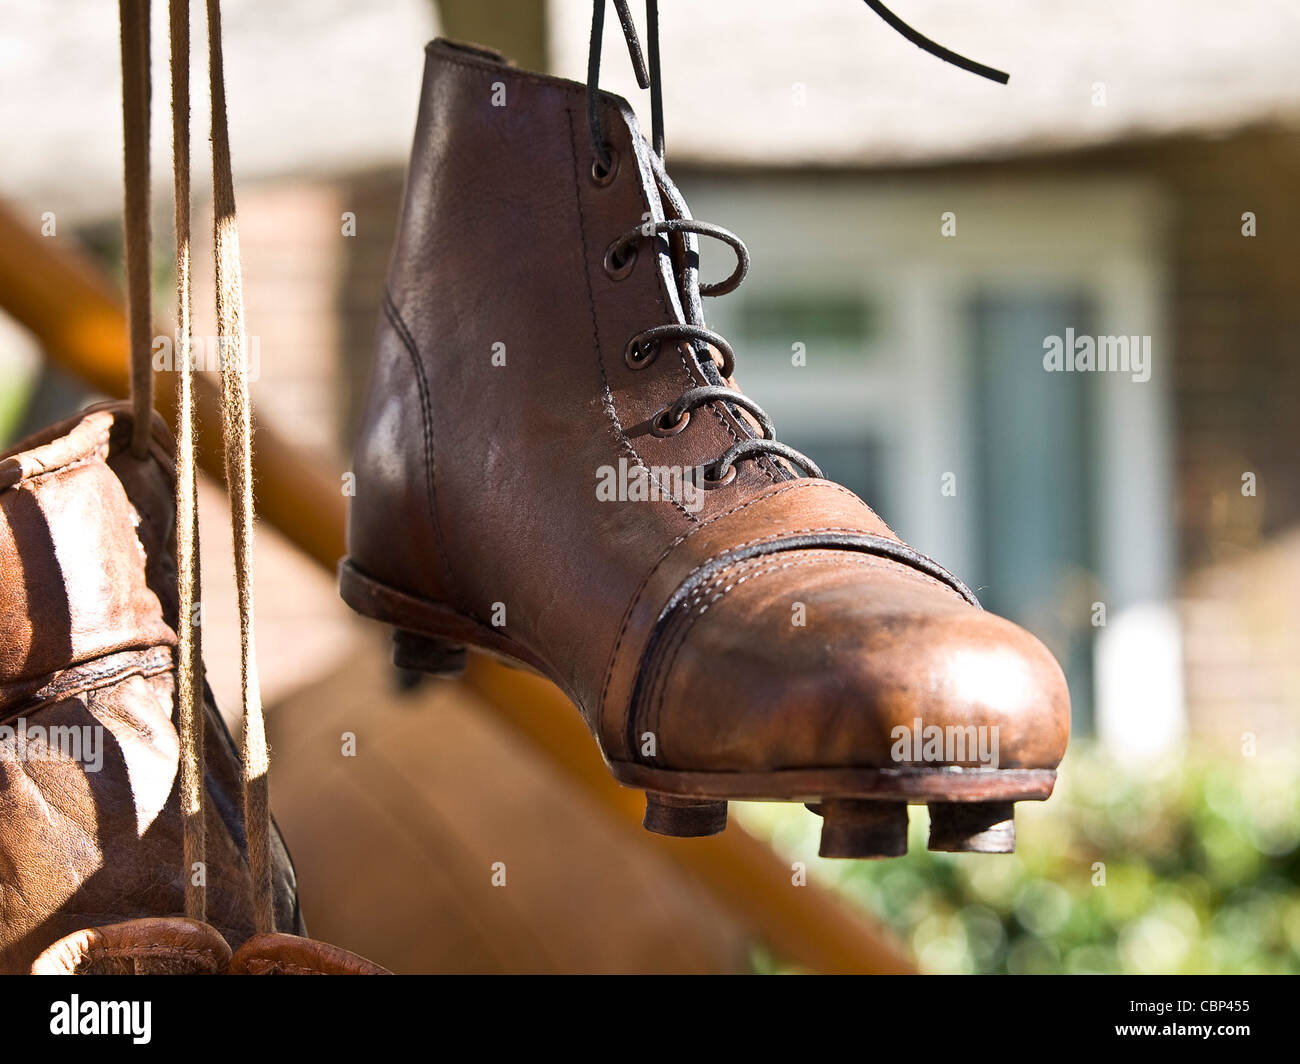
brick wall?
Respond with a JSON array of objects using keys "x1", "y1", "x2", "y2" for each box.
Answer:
[{"x1": 1005, "y1": 127, "x2": 1300, "y2": 749}]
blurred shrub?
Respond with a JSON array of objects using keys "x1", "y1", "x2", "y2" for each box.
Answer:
[{"x1": 740, "y1": 743, "x2": 1300, "y2": 974}]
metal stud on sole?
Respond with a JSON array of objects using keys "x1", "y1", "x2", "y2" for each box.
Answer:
[
  {"x1": 927, "y1": 801, "x2": 1016, "y2": 853},
  {"x1": 813, "y1": 799, "x2": 909, "y2": 858},
  {"x1": 391, "y1": 628, "x2": 467, "y2": 677},
  {"x1": 643, "y1": 793, "x2": 728, "y2": 837}
]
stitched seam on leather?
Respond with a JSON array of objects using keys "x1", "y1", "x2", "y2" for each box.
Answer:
[
  {"x1": 3, "y1": 453, "x2": 102, "y2": 489},
  {"x1": 645, "y1": 551, "x2": 823, "y2": 740},
  {"x1": 640, "y1": 185, "x2": 765, "y2": 490},
  {"x1": 647, "y1": 543, "x2": 967, "y2": 723},
  {"x1": 245, "y1": 960, "x2": 323, "y2": 975},
  {"x1": 79, "y1": 945, "x2": 221, "y2": 959},
  {"x1": 381, "y1": 292, "x2": 463, "y2": 609},
  {"x1": 564, "y1": 102, "x2": 701, "y2": 537},
  {"x1": 670, "y1": 325, "x2": 781, "y2": 487},
  {"x1": 645, "y1": 551, "x2": 803, "y2": 743},
  {"x1": 429, "y1": 45, "x2": 695, "y2": 180},
  {"x1": 598, "y1": 478, "x2": 874, "y2": 736},
  {"x1": 644, "y1": 558, "x2": 752, "y2": 748},
  {"x1": 648, "y1": 553, "x2": 880, "y2": 753},
  {"x1": 644, "y1": 549, "x2": 964, "y2": 744},
  {"x1": 431, "y1": 48, "x2": 591, "y2": 95},
  {"x1": 651, "y1": 553, "x2": 884, "y2": 759},
  {"x1": 652, "y1": 225, "x2": 779, "y2": 487},
  {"x1": 633, "y1": 153, "x2": 779, "y2": 486},
  {"x1": 4, "y1": 646, "x2": 175, "y2": 721},
  {"x1": 435, "y1": 53, "x2": 801, "y2": 736}
]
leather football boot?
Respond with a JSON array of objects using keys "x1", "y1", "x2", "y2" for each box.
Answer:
[
  {"x1": 340, "y1": 39, "x2": 1070, "y2": 857},
  {"x1": 0, "y1": 405, "x2": 300, "y2": 972}
]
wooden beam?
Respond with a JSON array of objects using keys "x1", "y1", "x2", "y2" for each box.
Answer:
[{"x1": 0, "y1": 203, "x2": 346, "y2": 571}]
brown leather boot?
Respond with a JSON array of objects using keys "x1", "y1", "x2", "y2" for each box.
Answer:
[
  {"x1": 0, "y1": 405, "x2": 300, "y2": 971},
  {"x1": 340, "y1": 39, "x2": 1070, "y2": 857}
]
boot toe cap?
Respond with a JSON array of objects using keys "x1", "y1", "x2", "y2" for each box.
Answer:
[{"x1": 643, "y1": 550, "x2": 1070, "y2": 774}]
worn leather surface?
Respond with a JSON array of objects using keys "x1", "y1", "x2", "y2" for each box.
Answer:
[
  {"x1": 228, "y1": 932, "x2": 391, "y2": 975},
  {"x1": 348, "y1": 40, "x2": 1070, "y2": 774},
  {"x1": 29, "y1": 917, "x2": 232, "y2": 975},
  {"x1": 0, "y1": 404, "x2": 300, "y2": 973},
  {"x1": 32, "y1": 920, "x2": 389, "y2": 974}
]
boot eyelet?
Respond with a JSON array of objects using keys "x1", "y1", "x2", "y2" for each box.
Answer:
[
  {"x1": 591, "y1": 149, "x2": 620, "y2": 186},
  {"x1": 624, "y1": 338, "x2": 658, "y2": 369},
  {"x1": 603, "y1": 241, "x2": 637, "y2": 280},
  {"x1": 651, "y1": 407, "x2": 690, "y2": 437},
  {"x1": 702, "y1": 463, "x2": 737, "y2": 488}
]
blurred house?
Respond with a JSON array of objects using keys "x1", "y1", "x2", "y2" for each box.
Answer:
[{"x1": 2, "y1": 0, "x2": 1298, "y2": 968}]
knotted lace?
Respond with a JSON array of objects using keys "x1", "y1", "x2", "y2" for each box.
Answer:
[{"x1": 607, "y1": 217, "x2": 823, "y2": 481}]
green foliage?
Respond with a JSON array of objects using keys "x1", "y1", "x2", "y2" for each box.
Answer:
[
  {"x1": 0, "y1": 377, "x2": 35, "y2": 445},
  {"x1": 740, "y1": 744, "x2": 1300, "y2": 974}
]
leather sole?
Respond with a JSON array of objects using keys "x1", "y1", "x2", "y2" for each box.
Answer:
[
  {"x1": 339, "y1": 558, "x2": 1055, "y2": 857},
  {"x1": 339, "y1": 559, "x2": 552, "y2": 678}
]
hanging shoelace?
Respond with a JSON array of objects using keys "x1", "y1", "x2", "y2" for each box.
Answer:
[
  {"x1": 205, "y1": 0, "x2": 274, "y2": 936},
  {"x1": 170, "y1": 0, "x2": 206, "y2": 925},
  {"x1": 119, "y1": 0, "x2": 153, "y2": 460},
  {"x1": 118, "y1": 0, "x2": 274, "y2": 933},
  {"x1": 588, "y1": 0, "x2": 1008, "y2": 167},
  {"x1": 587, "y1": 0, "x2": 1007, "y2": 484}
]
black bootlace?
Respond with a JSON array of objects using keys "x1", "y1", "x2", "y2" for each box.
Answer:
[
  {"x1": 607, "y1": 217, "x2": 823, "y2": 481},
  {"x1": 588, "y1": 1, "x2": 1008, "y2": 483}
]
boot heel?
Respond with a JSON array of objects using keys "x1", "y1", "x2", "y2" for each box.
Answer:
[
  {"x1": 391, "y1": 629, "x2": 467, "y2": 677},
  {"x1": 643, "y1": 793, "x2": 728, "y2": 837}
]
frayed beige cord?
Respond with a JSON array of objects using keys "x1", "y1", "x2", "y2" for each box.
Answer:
[
  {"x1": 205, "y1": 0, "x2": 274, "y2": 934},
  {"x1": 168, "y1": 0, "x2": 206, "y2": 925},
  {"x1": 120, "y1": 0, "x2": 272, "y2": 933},
  {"x1": 119, "y1": 0, "x2": 154, "y2": 459}
]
